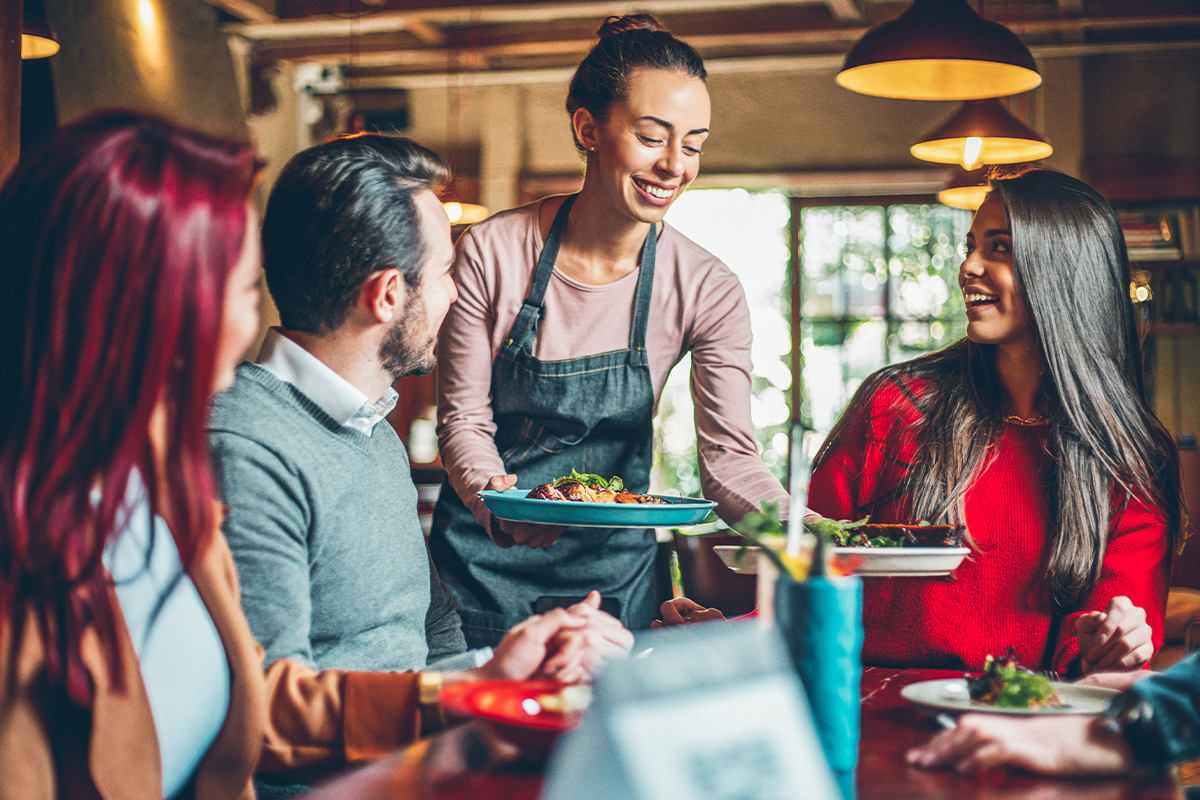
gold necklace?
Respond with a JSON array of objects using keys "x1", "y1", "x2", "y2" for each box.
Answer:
[{"x1": 1004, "y1": 414, "x2": 1047, "y2": 425}]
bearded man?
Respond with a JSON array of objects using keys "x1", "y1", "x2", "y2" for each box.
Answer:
[{"x1": 209, "y1": 134, "x2": 630, "y2": 786}]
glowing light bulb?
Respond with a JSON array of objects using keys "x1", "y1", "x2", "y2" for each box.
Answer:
[
  {"x1": 138, "y1": 0, "x2": 155, "y2": 26},
  {"x1": 962, "y1": 137, "x2": 983, "y2": 170},
  {"x1": 443, "y1": 202, "x2": 464, "y2": 224}
]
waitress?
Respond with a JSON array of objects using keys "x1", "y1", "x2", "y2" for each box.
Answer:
[{"x1": 429, "y1": 14, "x2": 789, "y2": 647}]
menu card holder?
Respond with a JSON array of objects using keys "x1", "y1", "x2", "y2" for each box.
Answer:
[
  {"x1": 774, "y1": 574, "x2": 864, "y2": 800},
  {"x1": 543, "y1": 621, "x2": 841, "y2": 800}
]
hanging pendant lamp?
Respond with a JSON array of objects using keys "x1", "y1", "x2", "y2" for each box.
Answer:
[
  {"x1": 837, "y1": 0, "x2": 1041, "y2": 101},
  {"x1": 22, "y1": 16, "x2": 59, "y2": 59},
  {"x1": 441, "y1": 180, "x2": 489, "y2": 226},
  {"x1": 937, "y1": 166, "x2": 991, "y2": 210},
  {"x1": 911, "y1": 99, "x2": 1051, "y2": 169}
]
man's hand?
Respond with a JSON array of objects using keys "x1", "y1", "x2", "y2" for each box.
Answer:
[
  {"x1": 906, "y1": 714, "x2": 1134, "y2": 776},
  {"x1": 485, "y1": 474, "x2": 567, "y2": 548},
  {"x1": 537, "y1": 591, "x2": 635, "y2": 682},
  {"x1": 1078, "y1": 670, "x2": 1154, "y2": 691},
  {"x1": 650, "y1": 597, "x2": 727, "y2": 629},
  {"x1": 1077, "y1": 596, "x2": 1154, "y2": 673},
  {"x1": 467, "y1": 593, "x2": 633, "y2": 684},
  {"x1": 479, "y1": 607, "x2": 589, "y2": 681}
]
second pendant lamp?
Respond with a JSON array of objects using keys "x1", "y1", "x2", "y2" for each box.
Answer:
[{"x1": 911, "y1": 98, "x2": 1052, "y2": 170}]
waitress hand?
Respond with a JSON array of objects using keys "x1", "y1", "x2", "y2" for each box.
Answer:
[{"x1": 485, "y1": 474, "x2": 567, "y2": 548}]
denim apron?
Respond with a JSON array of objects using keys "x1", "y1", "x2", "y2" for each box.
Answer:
[{"x1": 429, "y1": 194, "x2": 658, "y2": 648}]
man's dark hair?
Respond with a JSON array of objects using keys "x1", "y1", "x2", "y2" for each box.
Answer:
[{"x1": 261, "y1": 134, "x2": 449, "y2": 333}]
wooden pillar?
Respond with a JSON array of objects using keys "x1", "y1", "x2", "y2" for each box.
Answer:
[{"x1": 0, "y1": 0, "x2": 20, "y2": 181}]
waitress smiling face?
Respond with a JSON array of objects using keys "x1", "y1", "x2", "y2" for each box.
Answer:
[{"x1": 573, "y1": 67, "x2": 710, "y2": 226}]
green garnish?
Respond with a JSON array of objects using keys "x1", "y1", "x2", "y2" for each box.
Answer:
[
  {"x1": 552, "y1": 469, "x2": 625, "y2": 492},
  {"x1": 968, "y1": 649, "x2": 1061, "y2": 709}
]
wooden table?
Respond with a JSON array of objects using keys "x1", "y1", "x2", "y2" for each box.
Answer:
[
  {"x1": 857, "y1": 667, "x2": 1181, "y2": 800},
  {"x1": 311, "y1": 667, "x2": 1184, "y2": 799}
]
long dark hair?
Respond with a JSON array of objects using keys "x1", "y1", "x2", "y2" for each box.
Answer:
[
  {"x1": 0, "y1": 112, "x2": 257, "y2": 704},
  {"x1": 565, "y1": 14, "x2": 706, "y2": 154},
  {"x1": 816, "y1": 169, "x2": 1182, "y2": 611}
]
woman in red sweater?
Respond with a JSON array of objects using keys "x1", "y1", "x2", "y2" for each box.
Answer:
[{"x1": 806, "y1": 168, "x2": 1181, "y2": 675}]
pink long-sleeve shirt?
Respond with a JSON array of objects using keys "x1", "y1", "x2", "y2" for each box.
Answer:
[{"x1": 436, "y1": 199, "x2": 788, "y2": 532}]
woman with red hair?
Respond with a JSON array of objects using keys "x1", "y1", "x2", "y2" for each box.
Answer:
[{"x1": 0, "y1": 112, "x2": 266, "y2": 798}]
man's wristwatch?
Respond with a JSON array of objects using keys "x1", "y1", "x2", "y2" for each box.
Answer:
[{"x1": 418, "y1": 670, "x2": 445, "y2": 706}]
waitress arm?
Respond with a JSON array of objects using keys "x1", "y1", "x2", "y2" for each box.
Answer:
[
  {"x1": 689, "y1": 269, "x2": 789, "y2": 524},
  {"x1": 437, "y1": 226, "x2": 509, "y2": 535}
]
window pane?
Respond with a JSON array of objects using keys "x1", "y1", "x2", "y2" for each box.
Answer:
[
  {"x1": 801, "y1": 319, "x2": 887, "y2": 434},
  {"x1": 800, "y1": 206, "x2": 886, "y2": 319},
  {"x1": 888, "y1": 317, "x2": 966, "y2": 363},
  {"x1": 886, "y1": 204, "x2": 971, "y2": 320},
  {"x1": 654, "y1": 189, "x2": 792, "y2": 494}
]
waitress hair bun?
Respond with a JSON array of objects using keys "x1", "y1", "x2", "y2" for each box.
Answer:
[{"x1": 597, "y1": 14, "x2": 665, "y2": 38}]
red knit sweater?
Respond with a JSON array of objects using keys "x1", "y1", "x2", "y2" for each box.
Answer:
[{"x1": 808, "y1": 372, "x2": 1170, "y2": 674}]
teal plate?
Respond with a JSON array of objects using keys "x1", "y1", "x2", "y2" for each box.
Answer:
[{"x1": 477, "y1": 489, "x2": 716, "y2": 528}]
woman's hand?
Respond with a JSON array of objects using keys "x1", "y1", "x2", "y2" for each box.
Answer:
[
  {"x1": 650, "y1": 597, "x2": 727, "y2": 629},
  {"x1": 477, "y1": 593, "x2": 633, "y2": 683},
  {"x1": 1077, "y1": 596, "x2": 1155, "y2": 673},
  {"x1": 484, "y1": 474, "x2": 566, "y2": 548},
  {"x1": 906, "y1": 714, "x2": 1134, "y2": 777},
  {"x1": 480, "y1": 607, "x2": 589, "y2": 681},
  {"x1": 537, "y1": 592, "x2": 634, "y2": 682}
]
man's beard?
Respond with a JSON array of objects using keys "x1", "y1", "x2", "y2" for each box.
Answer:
[{"x1": 380, "y1": 291, "x2": 436, "y2": 380}]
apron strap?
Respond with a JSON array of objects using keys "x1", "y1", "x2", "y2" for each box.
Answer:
[
  {"x1": 628, "y1": 224, "x2": 656, "y2": 354},
  {"x1": 503, "y1": 194, "x2": 577, "y2": 353},
  {"x1": 502, "y1": 193, "x2": 658, "y2": 357}
]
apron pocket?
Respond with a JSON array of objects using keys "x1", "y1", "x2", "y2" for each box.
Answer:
[{"x1": 457, "y1": 606, "x2": 518, "y2": 650}]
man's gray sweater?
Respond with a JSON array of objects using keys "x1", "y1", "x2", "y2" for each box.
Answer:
[{"x1": 209, "y1": 363, "x2": 466, "y2": 672}]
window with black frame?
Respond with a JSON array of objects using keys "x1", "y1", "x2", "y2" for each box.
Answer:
[{"x1": 797, "y1": 200, "x2": 972, "y2": 441}]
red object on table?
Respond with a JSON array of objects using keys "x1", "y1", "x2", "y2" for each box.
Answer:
[
  {"x1": 314, "y1": 668, "x2": 1183, "y2": 800},
  {"x1": 438, "y1": 679, "x2": 580, "y2": 756}
]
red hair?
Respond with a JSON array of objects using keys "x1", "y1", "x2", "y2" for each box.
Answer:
[{"x1": 0, "y1": 112, "x2": 257, "y2": 704}]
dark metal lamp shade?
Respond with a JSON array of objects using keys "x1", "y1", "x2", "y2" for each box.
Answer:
[
  {"x1": 837, "y1": 0, "x2": 1041, "y2": 101},
  {"x1": 938, "y1": 166, "x2": 991, "y2": 210},
  {"x1": 911, "y1": 98, "x2": 1052, "y2": 168},
  {"x1": 22, "y1": 16, "x2": 59, "y2": 59}
]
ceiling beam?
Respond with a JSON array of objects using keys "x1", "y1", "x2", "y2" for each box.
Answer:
[
  {"x1": 234, "y1": 0, "x2": 876, "y2": 38},
  {"x1": 249, "y1": 6, "x2": 858, "y2": 65},
  {"x1": 339, "y1": 37, "x2": 1200, "y2": 88},
  {"x1": 206, "y1": 0, "x2": 276, "y2": 22},
  {"x1": 823, "y1": 0, "x2": 866, "y2": 22}
]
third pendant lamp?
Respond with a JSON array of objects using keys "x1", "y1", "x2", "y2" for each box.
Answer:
[
  {"x1": 837, "y1": 0, "x2": 1041, "y2": 101},
  {"x1": 938, "y1": 166, "x2": 991, "y2": 210},
  {"x1": 911, "y1": 98, "x2": 1051, "y2": 169}
]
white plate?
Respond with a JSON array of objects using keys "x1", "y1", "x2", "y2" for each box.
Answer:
[
  {"x1": 901, "y1": 678, "x2": 1119, "y2": 716},
  {"x1": 712, "y1": 545, "x2": 761, "y2": 574},
  {"x1": 837, "y1": 546, "x2": 970, "y2": 577},
  {"x1": 713, "y1": 545, "x2": 969, "y2": 578}
]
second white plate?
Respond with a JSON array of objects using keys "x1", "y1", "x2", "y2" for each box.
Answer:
[
  {"x1": 713, "y1": 545, "x2": 969, "y2": 577},
  {"x1": 901, "y1": 678, "x2": 1118, "y2": 716}
]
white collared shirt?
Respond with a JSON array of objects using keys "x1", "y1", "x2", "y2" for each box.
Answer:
[{"x1": 255, "y1": 328, "x2": 398, "y2": 436}]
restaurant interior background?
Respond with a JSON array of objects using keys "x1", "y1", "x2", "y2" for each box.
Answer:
[{"x1": 7, "y1": 0, "x2": 1200, "y2": 578}]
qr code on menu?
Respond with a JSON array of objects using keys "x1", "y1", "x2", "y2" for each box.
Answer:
[{"x1": 687, "y1": 738, "x2": 792, "y2": 800}]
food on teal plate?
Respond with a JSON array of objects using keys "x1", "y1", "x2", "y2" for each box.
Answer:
[{"x1": 526, "y1": 469, "x2": 667, "y2": 504}]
